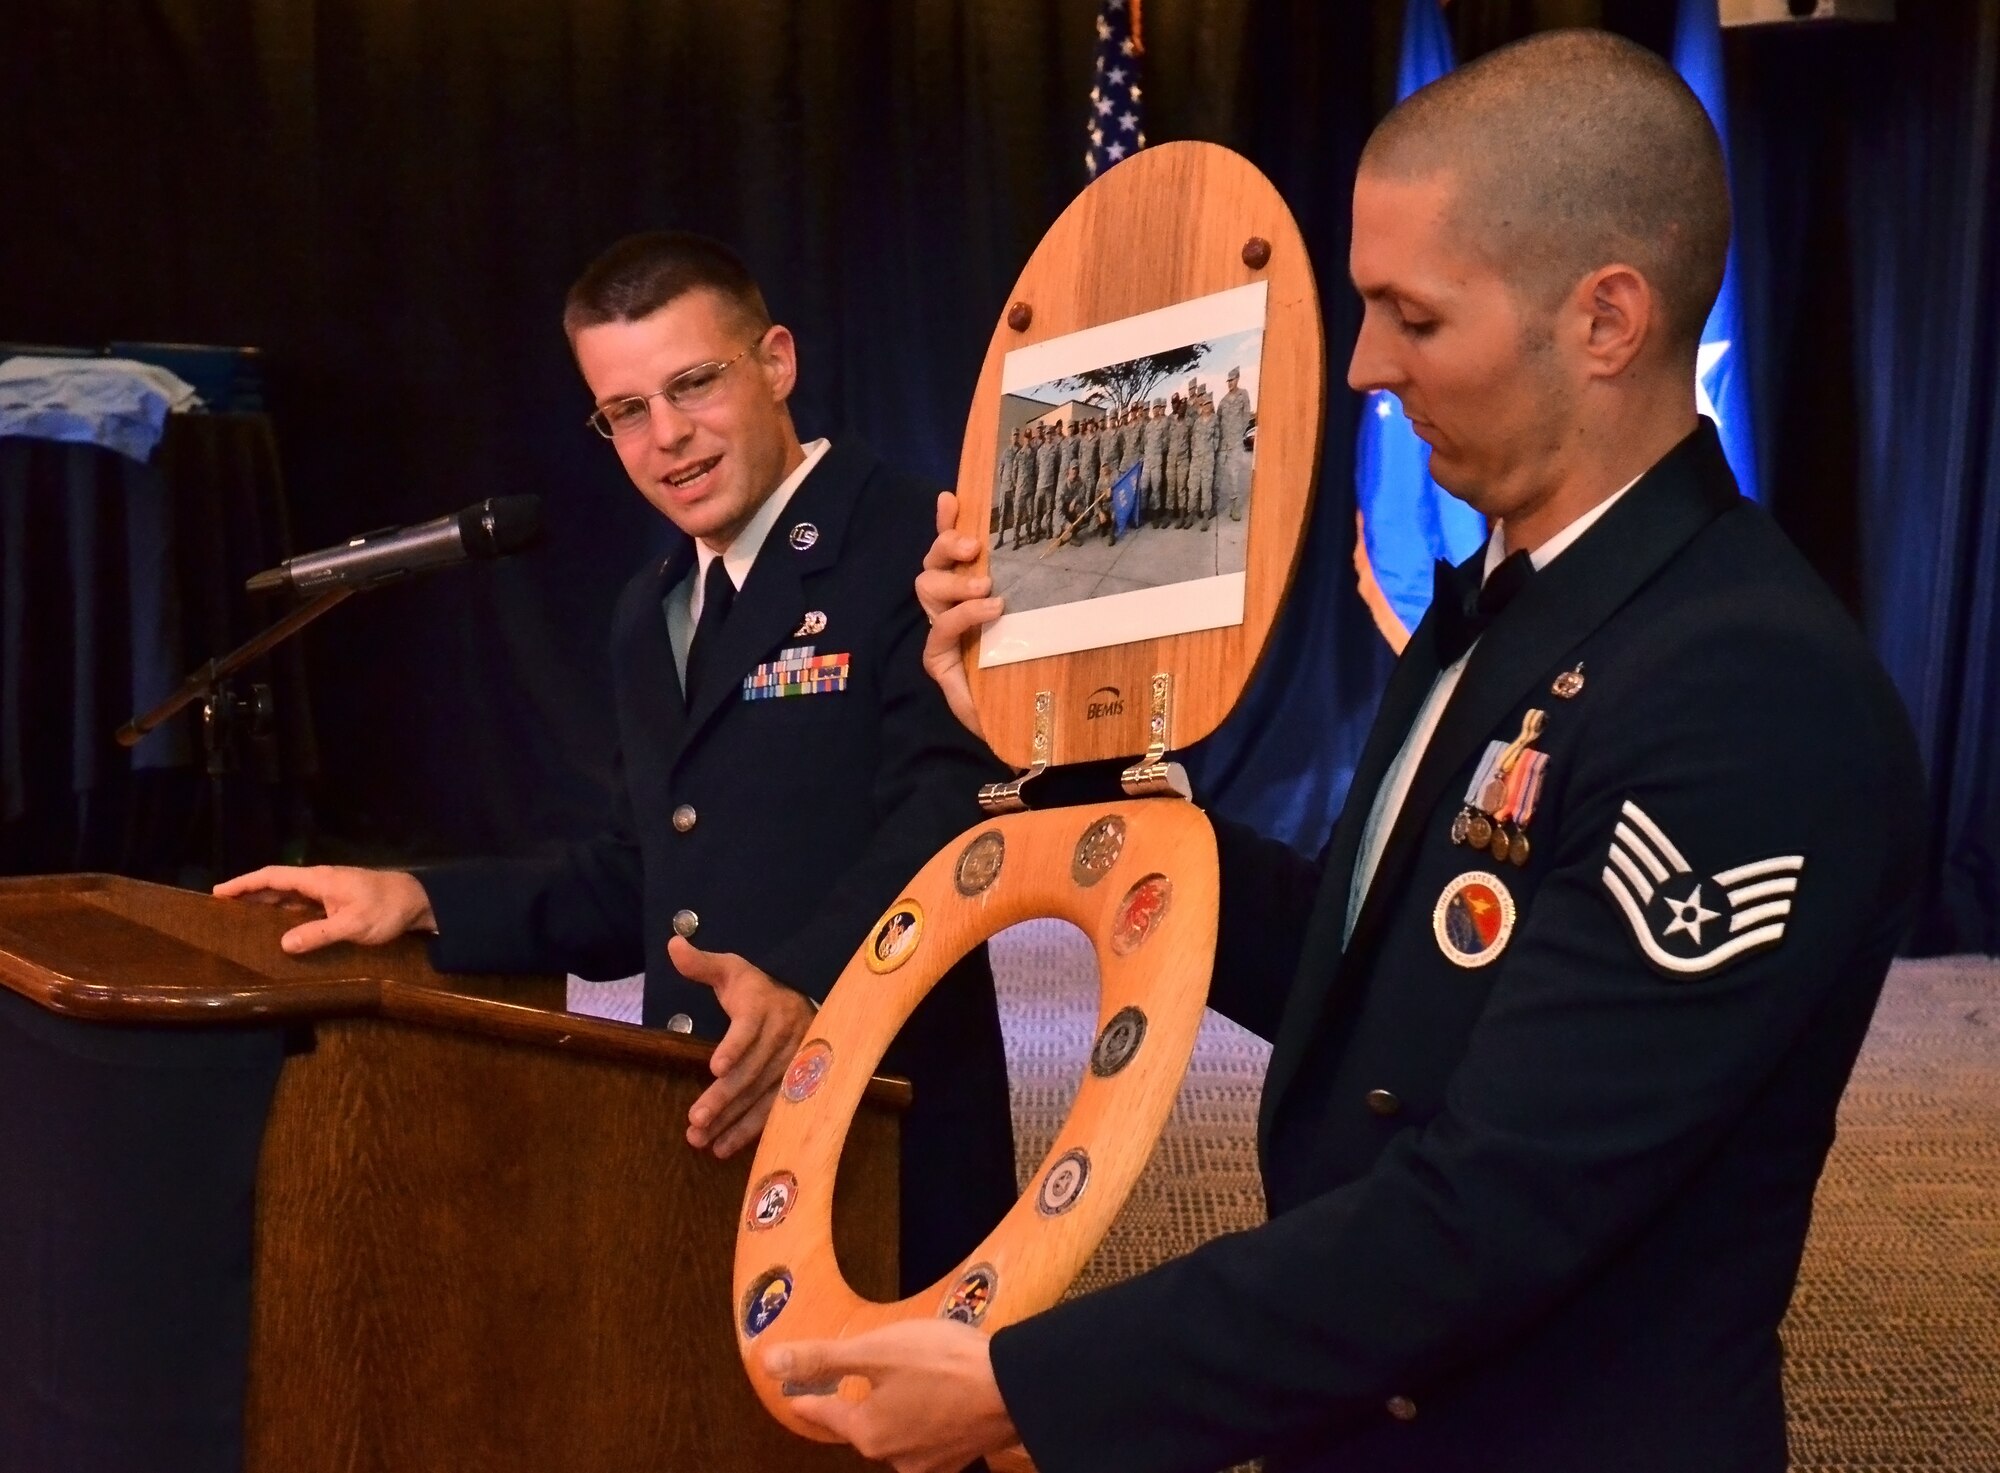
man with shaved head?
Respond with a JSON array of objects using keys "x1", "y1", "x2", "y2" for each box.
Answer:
[{"x1": 776, "y1": 29, "x2": 1923, "y2": 1473}]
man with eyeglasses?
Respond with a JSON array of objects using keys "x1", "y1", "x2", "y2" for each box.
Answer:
[{"x1": 215, "y1": 230, "x2": 1018, "y2": 1298}]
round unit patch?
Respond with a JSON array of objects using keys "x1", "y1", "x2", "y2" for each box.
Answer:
[
  {"x1": 938, "y1": 1263, "x2": 999, "y2": 1326},
  {"x1": 741, "y1": 1266, "x2": 794, "y2": 1338},
  {"x1": 865, "y1": 900, "x2": 924, "y2": 973},
  {"x1": 1110, "y1": 873, "x2": 1173, "y2": 956},
  {"x1": 782, "y1": 1039, "x2": 833, "y2": 1103},
  {"x1": 1089, "y1": 1005, "x2": 1149, "y2": 1078},
  {"x1": 1071, "y1": 815, "x2": 1126, "y2": 887},
  {"x1": 954, "y1": 830, "x2": 1006, "y2": 897},
  {"x1": 746, "y1": 1170, "x2": 799, "y2": 1232},
  {"x1": 1432, "y1": 871, "x2": 1517, "y2": 968},
  {"x1": 1036, "y1": 1148, "x2": 1092, "y2": 1217}
]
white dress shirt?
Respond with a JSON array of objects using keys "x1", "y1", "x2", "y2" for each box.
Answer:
[
  {"x1": 1342, "y1": 475, "x2": 1641, "y2": 945},
  {"x1": 666, "y1": 437, "x2": 831, "y2": 685}
]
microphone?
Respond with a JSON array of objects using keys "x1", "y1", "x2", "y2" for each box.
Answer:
[{"x1": 245, "y1": 496, "x2": 543, "y2": 594}]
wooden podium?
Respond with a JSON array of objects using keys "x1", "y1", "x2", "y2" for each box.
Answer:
[{"x1": 0, "y1": 874, "x2": 897, "y2": 1473}]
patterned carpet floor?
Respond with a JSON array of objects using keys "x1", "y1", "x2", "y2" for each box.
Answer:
[{"x1": 989, "y1": 923, "x2": 2000, "y2": 1473}]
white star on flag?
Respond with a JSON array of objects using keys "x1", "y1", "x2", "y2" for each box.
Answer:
[
  {"x1": 1107, "y1": 141, "x2": 1127, "y2": 161},
  {"x1": 1084, "y1": 1, "x2": 1146, "y2": 181},
  {"x1": 1695, "y1": 339, "x2": 1730, "y2": 428},
  {"x1": 1118, "y1": 110, "x2": 1138, "y2": 131}
]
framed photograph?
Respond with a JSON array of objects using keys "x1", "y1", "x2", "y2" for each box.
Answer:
[{"x1": 978, "y1": 281, "x2": 1267, "y2": 668}]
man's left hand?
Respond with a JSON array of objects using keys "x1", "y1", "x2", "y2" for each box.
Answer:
[
  {"x1": 765, "y1": 1321, "x2": 1020, "y2": 1473},
  {"x1": 668, "y1": 936, "x2": 816, "y2": 1158}
]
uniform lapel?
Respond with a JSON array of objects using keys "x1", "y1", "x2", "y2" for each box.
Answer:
[
  {"x1": 676, "y1": 442, "x2": 867, "y2": 755},
  {"x1": 1255, "y1": 614, "x2": 1453, "y2": 1145},
  {"x1": 1260, "y1": 422, "x2": 1743, "y2": 1135},
  {"x1": 628, "y1": 540, "x2": 696, "y2": 767}
]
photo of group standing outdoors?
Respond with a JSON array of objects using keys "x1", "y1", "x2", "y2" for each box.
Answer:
[{"x1": 985, "y1": 321, "x2": 1261, "y2": 623}]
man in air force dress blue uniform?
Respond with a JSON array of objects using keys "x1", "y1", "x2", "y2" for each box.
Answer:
[
  {"x1": 217, "y1": 233, "x2": 1017, "y2": 1295},
  {"x1": 764, "y1": 31, "x2": 1926, "y2": 1473}
]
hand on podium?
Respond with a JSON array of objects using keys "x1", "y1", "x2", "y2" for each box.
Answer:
[
  {"x1": 212, "y1": 865, "x2": 437, "y2": 953},
  {"x1": 916, "y1": 491, "x2": 1003, "y2": 742},
  {"x1": 669, "y1": 935, "x2": 815, "y2": 1159}
]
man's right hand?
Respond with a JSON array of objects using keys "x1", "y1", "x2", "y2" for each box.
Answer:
[
  {"x1": 211, "y1": 866, "x2": 437, "y2": 955},
  {"x1": 916, "y1": 491, "x2": 1004, "y2": 741}
]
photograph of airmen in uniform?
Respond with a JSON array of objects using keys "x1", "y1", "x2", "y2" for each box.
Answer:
[{"x1": 978, "y1": 283, "x2": 1266, "y2": 666}]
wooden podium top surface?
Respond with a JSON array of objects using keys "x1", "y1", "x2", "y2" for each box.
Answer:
[{"x1": 0, "y1": 874, "x2": 911, "y2": 1105}]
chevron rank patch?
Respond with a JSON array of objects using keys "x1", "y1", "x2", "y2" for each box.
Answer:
[
  {"x1": 742, "y1": 644, "x2": 850, "y2": 700},
  {"x1": 1601, "y1": 800, "x2": 1804, "y2": 977}
]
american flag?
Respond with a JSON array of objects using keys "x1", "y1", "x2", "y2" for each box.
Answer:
[{"x1": 1085, "y1": 0, "x2": 1146, "y2": 179}]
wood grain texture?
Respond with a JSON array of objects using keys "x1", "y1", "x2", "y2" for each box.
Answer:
[
  {"x1": 735, "y1": 800, "x2": 1218, "y2": 1439},
  {"x1": 0, "y1": 874, "x2": 909, "y2": 1105},
  {"x1": 1, "y1": 874, "x2": 911, "y2": 1470},
  {"x1": 956, "y1": 142, "x2": 1325, "y2": 770},
  {"x1": 247, "y1": 1017, "x2": 897, "y2": 1473}
]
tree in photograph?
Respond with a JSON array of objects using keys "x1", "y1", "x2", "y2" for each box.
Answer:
[{"x1": 1056, "y1": 343, "x2": 1208, "y2": 416}]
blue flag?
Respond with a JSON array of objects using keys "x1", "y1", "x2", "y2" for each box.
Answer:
[
  {"x1": 1111, "y1": 459, "x2": 1142, "y2": 536},
  {"x1": 1354, "y1": 0, "x2": 1487, "y2": 647},
  {"x1": 1673, "y1": 0, "x2": 1760, "y2": 503}
]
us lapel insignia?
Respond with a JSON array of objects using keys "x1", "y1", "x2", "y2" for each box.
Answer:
[
  {"x1": 793, "y1": 609, "x2": 827, "y2": 637},
  {"x1": 1602, "y1": 800, "x2": 1803, "y2": 977},
  {"x1": 1434, "y1": 871, "x2": 1517, "y2": 968},
  {"x1": 788, "y1": 522, "x2": 819, "y2": 551}
]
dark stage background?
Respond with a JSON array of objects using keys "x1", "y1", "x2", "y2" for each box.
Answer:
[{"x1": 1, "y1": 0, "x2": 1993, "y2": 951}]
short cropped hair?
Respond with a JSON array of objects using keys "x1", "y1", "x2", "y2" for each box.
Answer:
[
  {"x1": 562, "y1": 230, "x2": 774, "y2": 341},
  {"x1": 1362, "y1": 29, "x2": 1730, "y2": 352}
]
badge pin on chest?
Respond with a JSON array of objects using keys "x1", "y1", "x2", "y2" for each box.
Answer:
[
  {"x1": 788, "y1": 522, "x2": 819, "y2": 552},
  {"x1": 793, "y1": 610, "x2": 827, "y2": 638}
]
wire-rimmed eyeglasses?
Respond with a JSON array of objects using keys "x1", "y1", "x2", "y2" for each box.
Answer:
[{"x1": 587, "y1": 346, "x2": 754, "y2": 438}]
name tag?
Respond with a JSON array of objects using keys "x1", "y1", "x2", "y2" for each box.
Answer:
[{"x1": 743, "y1": 644, "x2": 850, "y2": 700}]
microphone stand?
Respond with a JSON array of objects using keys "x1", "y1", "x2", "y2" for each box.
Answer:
[{"x1": 117, "y1": 587, "x2": 355, "y2": 878}]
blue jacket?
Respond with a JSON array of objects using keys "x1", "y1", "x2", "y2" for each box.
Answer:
[
  {"x1": 421, "y1": 441, "x2": 1017, "y2": 1291},
  {"x1": 991, "y1": 421, "x2": 1925, "y2": 1473}
]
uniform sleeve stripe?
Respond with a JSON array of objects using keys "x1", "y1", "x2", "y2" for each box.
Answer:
[
  {"x1": 1607, "y1": 842, "x2": 1657, "y2": 902},
  {"x1": 1614, "y1": 823, "x2": 1672, "y2": 883},
  {"x1": 1619, "y1": 801, "x2": 1691, "y2": 874},
  {"x1": 1713, "y1": 855, "x2": 1805, "y2": 886},
  {"x1": 1729, "y1": 900, "x2": 1792, "y2": 933},
  {"x1": 1605, "y1": 867, "x2": 1787, "y2": 973},
  {"x1": 1727, "y1": 876, "x2": 1798, "y2": 906}
]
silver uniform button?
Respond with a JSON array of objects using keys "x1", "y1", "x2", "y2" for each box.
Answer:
[
  {"x1": 665, "y1": 1013, "x2": 694, "y2": 1034},
  {"x1": 671, "y1": 804, "x2": 698, "y2": 833},
  {"x1": 672, "y1": 908, "x2": 700, "y2": 939},
  {"x1": 1386, "y1": 1396, "x2": 1417, "y2": 1422}
]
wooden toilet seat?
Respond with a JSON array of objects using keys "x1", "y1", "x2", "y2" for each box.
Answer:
[{"x1": 733, "y1": 797, "x2": 1217, "y2": 1434}]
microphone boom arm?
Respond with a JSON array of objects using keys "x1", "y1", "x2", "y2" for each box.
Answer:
[{"x1": 116, "y1": 586, "x2": 353, "y2": 749}]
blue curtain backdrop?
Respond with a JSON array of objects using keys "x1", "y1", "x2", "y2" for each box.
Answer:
[{"x1": 1726, "y1": 3, "x2": 2000, "y2": 953}]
